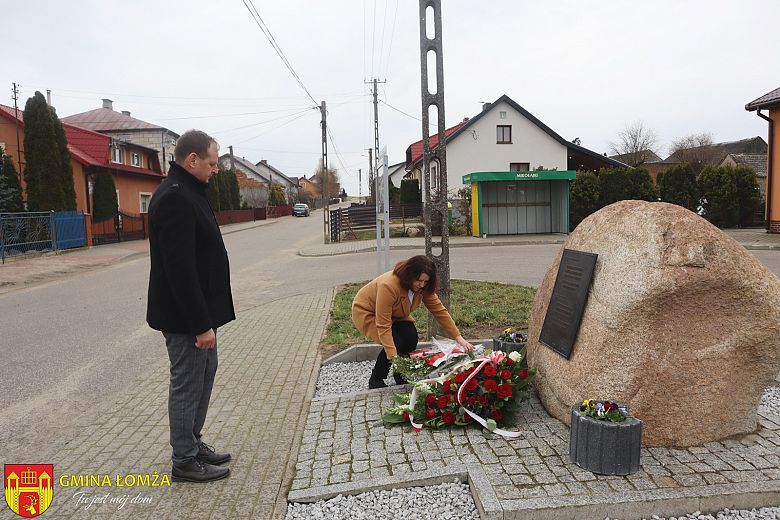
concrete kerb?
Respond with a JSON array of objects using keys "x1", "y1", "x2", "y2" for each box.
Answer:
[
  {"x1": 499, "y1": 481, "x2": 780, "y2": 520},
  {"x1": 287, "y1": 458, "x2": 503, "y2": 520}
]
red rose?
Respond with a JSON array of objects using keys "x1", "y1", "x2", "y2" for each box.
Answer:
[
  {"x1": 466, "y1": 396, "x2": 476, "y2": 405},
  {"x1": 490, "y1": 409, "x2": 503, "y2": 421},
  {"x1": 442, "y1": 380, "x2": 452, "y2": 393},
  {"x1": 402, "y1": 411, "x2": 410, "y2": 422},
  {"x1": 442, "y1": 410, "x2": 456, "y2": 425},
  {"x1": 466, "y1": 378, "x2": 479, "y2": 391},
  {"x1": 455, "y1": 372, "x2": 467, "y2": 384},
  {"x1": 478, "y1": 396, "x2": 489, "y2": 407},
  {"x1": 463, "y1": 412, "x2": 473, "y2": 423},
  {"x1": 497, "y1": 384, "x2": 513, "y2": 399},
  {"x1": 500, "y1": 370, "x2": 512, "y2": 380},
  {"x1": 483, "y1": 365, "x2": 497, "y2": 377},
  {"x1": 425, "y1": 394, "x2": 436, "y2": 407},
  {"x1": 424, "y1": 408, "x2": 437, "y2": 420},
  {"x1": 437, "y1": 395, "x2": 451, "y2": 409},
  {"x1": 518, "y1": 369, "x2": 529, "y2": 379},
  {"x1": 483, "y1": 379, "x2": 498, "y2": 393},
  {"x1": 506, "y1": 358, "x2": 515, "y2": 366}
]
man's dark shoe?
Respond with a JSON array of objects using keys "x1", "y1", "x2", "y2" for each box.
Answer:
[
  {"x1": 197, "y1": 442, "x2": 231, "y2": 465},
  {"x1": 393, "y1": 373, "x2": 407, "y2": 386},
  {"x1": 368, "y1": 375, "x2": 388, "y2": 389},
  {"x1": 171, "y1": 459, "x2": 229, "y2": 483}
]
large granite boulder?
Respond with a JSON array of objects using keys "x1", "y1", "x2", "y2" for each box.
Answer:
[{"x1": 527, "y1": 200, "x2": 780, "y2": 447}]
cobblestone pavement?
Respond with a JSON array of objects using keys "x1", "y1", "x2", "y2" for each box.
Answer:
[
  {"x1": 288, "y1": 388, "x2": 780, "y2": 519},
  {"x1": 26, "y1": 288, "x2": 332, "y2": 519}
]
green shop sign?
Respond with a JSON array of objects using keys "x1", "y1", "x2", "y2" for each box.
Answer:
[{"x1": 462, "y1": 170, "x2": 577, "y2": 183}]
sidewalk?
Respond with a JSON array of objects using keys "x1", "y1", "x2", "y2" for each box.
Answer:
[
  {"x1": 0, "y1": 219, "x2": 274, "y2": 296},
  {"x1": 37, "y1": 287, "x2": 334, "y2": 519},
  {"x1": 298, "y1": 228, "x2": 780, "y2": 257}
]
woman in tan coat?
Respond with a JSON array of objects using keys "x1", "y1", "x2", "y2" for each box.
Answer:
[{"x1": 352, "y1": 255, "x2": 473, "y2": 388}]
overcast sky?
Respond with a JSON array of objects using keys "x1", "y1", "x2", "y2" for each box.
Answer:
[{"x1": 4, "y1": 0, "x2": 779, "y2": 196}]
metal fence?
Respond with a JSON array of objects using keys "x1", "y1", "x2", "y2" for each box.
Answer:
[
  {"x1": 329, "y1": 203, "x2": 423, "y2": 242},
  {"x1": 0, "y1": 211, "x2": 86, "y2": 263},
  {"x1": 91, "y1": 210, "x2": 146, "y2": 245}
]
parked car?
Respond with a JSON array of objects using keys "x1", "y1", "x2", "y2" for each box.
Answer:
[{"x1": 293, "y1": 203, "x2": 310, "y2": 217}]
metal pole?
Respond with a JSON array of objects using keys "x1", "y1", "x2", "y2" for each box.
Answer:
[
  {"x1": 320, "y1": 101, "x2": 329, "y2": 243},
  {"x1": 419, "y1": 0, "x2": 451, "y2": 335},
  {"x1": 12, "y1": 83, "x2": 22, "y2": 182}
]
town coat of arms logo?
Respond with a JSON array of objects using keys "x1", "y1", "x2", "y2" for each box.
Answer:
[{"x1": 4, "y1": 465, "x2": 53, "y2": 517}]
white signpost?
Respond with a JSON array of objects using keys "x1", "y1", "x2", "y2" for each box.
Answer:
[{"x1": 375, "y1": 147, "x2": 391, "y2": 275}]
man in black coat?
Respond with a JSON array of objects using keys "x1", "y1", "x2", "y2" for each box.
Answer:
[{"x1": 147, "y1": 129, "x2": 235, "y2": 483}]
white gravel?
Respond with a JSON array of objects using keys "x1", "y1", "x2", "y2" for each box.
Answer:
[
  {"x1": 315, "y1": 360, "x2": 394, "y2": 398},
  {"x1": 285, "y1": 481, "x2": 479, "y2": 520},
  {"x1": 310, "y1": 364, "x2": 780, "y2": 518},
  {"x1": 760, "y1": 386, "x2": 780, "y2": 417}
]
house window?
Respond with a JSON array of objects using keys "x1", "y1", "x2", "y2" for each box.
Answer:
[
  {"x1": 510, "y1": 163, "x2": 530, "y2": 172},
  {"x1": 131, "y1": 152, "x2": 141, "y2": 167},
  {"x1": 497, "y1": 125, "x2": 512, "y2": 144},
  {"x1": 111, "y1": 146, "x2": 123, "y2": 164},
  {"x1": 499, "y1": 111, "x2": 507, "y2": 119},
  {"x1": 139, "y1": 192, "x2": 152, "y2": 213}
]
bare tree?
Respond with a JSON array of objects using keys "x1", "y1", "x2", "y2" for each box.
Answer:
[
  {"x1": 668, "y1": 132, "x2": 717, "y2": 168},
  {"x1": 609, "y1": 120, "x2": 660, "y2": 166},
  {"x1": 312, "y1": 159, "x2": 341, "y2": 199}
]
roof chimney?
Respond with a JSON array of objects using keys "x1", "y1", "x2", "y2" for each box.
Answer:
[
  {"x1": 102, "y1": 99, "x2": 114, "y2": 110},
  {"x1": 261, "y1": 159, "x2": 268, "y2": 165},
  {"x1": 121, "y1": 110, "x2": 131, "y2": 117},
  {"x1": 482, "y1": 102, "x2": 491, "y2": 112}
]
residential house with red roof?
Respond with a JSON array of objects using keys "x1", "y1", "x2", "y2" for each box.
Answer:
[
  {"x1": 0, "y1": 103, "x2": 163, "y2": 214},
  {"x1": 62, "y1": 99, "x2": 179, "y2": 174}
]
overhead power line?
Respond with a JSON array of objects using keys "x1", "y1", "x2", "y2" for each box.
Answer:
[{"x1": 241, "y1": 0, "x2": 318, "y2": 105}]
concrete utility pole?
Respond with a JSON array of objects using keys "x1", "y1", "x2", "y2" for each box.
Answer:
[
  {"x1": 320, "y1": 101, "x2": 329, "y2": 243},
  {"x1": 358, "y1": 168, "x2": 362, "y2": 203},
  {"x1": 11, "y1": 83, "x2": 22, "y2": 180},
  {"x1": 228, "y1": 145, "x2": 235, "y2": 170},
  {"x1": 419, "y1": 0, "x2": 451, "y2": 335},
  {"x1": 365, "y1": 79, "x2": 386, "y2": 202}
]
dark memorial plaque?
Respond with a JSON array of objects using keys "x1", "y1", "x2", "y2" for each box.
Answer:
[{"x1": 539, "y1": 248, "x2": 598, "y2": 359}]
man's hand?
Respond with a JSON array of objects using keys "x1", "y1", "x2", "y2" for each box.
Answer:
[{"x1": 195, "y1": 328, "x2": 216, "y2": 349}]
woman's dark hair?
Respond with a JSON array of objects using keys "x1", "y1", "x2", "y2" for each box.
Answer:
[{"x1": 393, "y1": 255, "x2": 438, "y2": 295}]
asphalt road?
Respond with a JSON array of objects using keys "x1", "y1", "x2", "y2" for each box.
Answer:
[{"x1": 1, "y1": 209, "x2": 779, "y2": 460}]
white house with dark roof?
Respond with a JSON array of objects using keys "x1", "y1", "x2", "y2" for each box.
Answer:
[
  {"x1": 403, "y1": 94, "x2": 626, "y2": 199},
  {"x1": 62, "y1": 99, "x2": 179, "y2": 174},
  {"x1": 218, "y1": 154, "x2": 298, "y2": 205}
]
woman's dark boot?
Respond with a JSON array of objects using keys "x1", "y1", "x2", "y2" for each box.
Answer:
[{"x1": 368, "y1": 375, "x2": 387, "y2": 389}]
